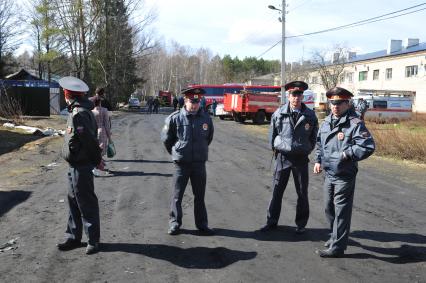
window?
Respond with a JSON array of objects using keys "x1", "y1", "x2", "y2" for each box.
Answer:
[
  {"x1": 405, "y1": 65, "x2": 418, "y2": 77},
  {"x1": 311, "y1": 76, "x2": 318, "y2": 84},
  {"x1": 373, "y1": 69, "x2": 379, "y2": 80},
  {"x1": 339, "y1": 74, "x2": 345, "y2": 83},
  {"x1": 359, "y1": 71, "x2": 368, "y2": 81},
  {"x1": 373, "y1": 100, "x2": 387, "y2": 109},
  {"x1": 386, "y1": 68, "x2": 392, "y2": 80},
  {"x1": 346, "y1": 72, "x2": 354, "y2": 83}
]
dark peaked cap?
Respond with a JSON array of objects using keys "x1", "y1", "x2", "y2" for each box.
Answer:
[
  {"x1": 284, "y1": 81, "x2": 308, "y2": 93},
  {"x1": 326, "y1": 87, "x2": 353, "y2": 100},
  {"x1": 181, "y1": 87, "x2": 206, "y2": 100}
]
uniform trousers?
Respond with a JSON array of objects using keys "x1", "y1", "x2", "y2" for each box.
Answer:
[
  {"x1": 267, "y1": 160, "x2": 310, "y2": 228},
  {"x1": 170, "y1": 161, "x2": 208, "y2": 229},
  {"x1": 65, "y1": 166, "x2": 100, "y2": 245},
  {"x1": 323, "y1": 175, "x2": 356, "y2": 252}
]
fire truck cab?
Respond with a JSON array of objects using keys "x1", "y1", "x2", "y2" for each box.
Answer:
[{"x1": 223, "y1": 90, "x2": 280, "y2": 124}]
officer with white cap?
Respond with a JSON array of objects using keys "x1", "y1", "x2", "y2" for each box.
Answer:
[{"x1": 57, "y1": 76, "x2": 102, "y2": 255}]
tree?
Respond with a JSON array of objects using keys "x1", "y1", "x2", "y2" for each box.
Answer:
[
  {"x1": 27, "y1": 0, "x2": 62, "y2": 81},
  {"x1": 0, "y1": 0, "x2": 22, "y2": 77},
  {"x1": 311, "y1": 45, "x2": 348, "y2": 90}
]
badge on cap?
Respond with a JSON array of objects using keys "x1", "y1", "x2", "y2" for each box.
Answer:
[
  {"x1": 67, "y1": 127, "x2": 73, "y2": 134},
  {"x1": 305, "y1": 123, "x2": 310, "y2": 131},
  {"x1": 337, "y1": 132, "x2": 344, "y2": 140},
  {"x1": 202, "y1": 123, "x2": 208, "y2": 131}
]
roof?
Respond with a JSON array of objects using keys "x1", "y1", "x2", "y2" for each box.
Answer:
[
  {"x1": 5, "y1": 69, "x2": 41, "y2": 81},
  {"x1": 348, "y1": 42, "x2": 426, "y2": 63}
]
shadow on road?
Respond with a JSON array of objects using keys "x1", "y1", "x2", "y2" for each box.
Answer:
[
  {"x1": 100, "y1": 243, "x2": 257, "y2": 269},
  {"x1": 108, "y1": 170, "x2": 173, "y2": 177},
  {"x1": 0, "y1": 190, "x2": 32, "y2": 217},
  {"x1": 212, "y1": 226, "x2": 329, "y2": 243},
  {"x1": 111, "y1": 159, "x2": 172, "y2": 164},
  {"x1": 346, "y1": 230, "x2": 426, "y2": 264}
]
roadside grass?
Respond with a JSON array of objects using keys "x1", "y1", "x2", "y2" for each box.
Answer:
[
  {"x1": 238, "y1": 113, "x2": 426, "y2": 164},
  {"x1": 366, "y1": 114, "x2": 426, "y2": 163}
]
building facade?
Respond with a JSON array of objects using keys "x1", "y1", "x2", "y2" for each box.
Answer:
[{"x1": 308, "y1": 39, "x2": 426, "y2": 113}]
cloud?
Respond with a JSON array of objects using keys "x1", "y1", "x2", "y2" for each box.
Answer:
[{"x1": 226, "y1": 19, "x2": 303, "y2": 46}]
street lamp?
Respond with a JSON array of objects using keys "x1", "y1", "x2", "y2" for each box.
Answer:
[{"x1": 269, "y1": 1, "x2": 286, "y2": 104}]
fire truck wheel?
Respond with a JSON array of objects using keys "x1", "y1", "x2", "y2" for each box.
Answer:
[
  {"x1": 254, "y1": 111, "x2": 266, "y2": 124},
  {"x1": 219, "y1": 116, "x2": 225, "y2": 120}
]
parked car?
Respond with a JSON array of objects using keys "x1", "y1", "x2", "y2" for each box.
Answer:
[
  {"x1": 128, "y1": 97, "x2": 141, "y2": 109},
  {"x1": 215, "y1": 103, "x2": 232, "y2": 120}
]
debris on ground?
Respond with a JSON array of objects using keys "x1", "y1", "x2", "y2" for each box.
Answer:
[
  {"x1": 0, "y1": 238, "x2": 19, "y2": 252},
  {"x1": 2, "y1": 123, "x2": 65, "y2": 136}
]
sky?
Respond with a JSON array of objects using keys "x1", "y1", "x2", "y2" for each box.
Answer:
[{"x1": 143, "y1": 0, "x2": 426, "y2": 62}]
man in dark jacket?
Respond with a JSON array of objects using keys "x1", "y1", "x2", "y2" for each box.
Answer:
[
  {"x1": 259, "y1": 81, "x2": 318, "y2": 234},
  {"x1": 57, "y1": 76, "x2": 102, "y2": 255},
  {"x1": 161, "y1": 87, "x2": 214, "y2": 236},
  {"x1": 314, "y1": 87, "x2": 375, "y2": 257}
]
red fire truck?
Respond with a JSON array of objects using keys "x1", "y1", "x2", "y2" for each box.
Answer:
[
  {"x1": 223, "y1": 90, "x2": 280, "y2": 124},
  {"x1": 158, "y1": 90, "x2": 172, "y2": 106}
]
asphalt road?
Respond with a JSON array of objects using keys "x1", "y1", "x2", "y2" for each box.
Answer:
[{"x1": 0, "y1": 110, "x2": 425, "y2": 282}]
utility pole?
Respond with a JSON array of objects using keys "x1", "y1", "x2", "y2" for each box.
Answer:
[
  {"x1": 281, "y1": 0, "x2": 286, "y2": 104},
  {"x1": 269, "y1": 1, "x2": 286, "y2": 104}
]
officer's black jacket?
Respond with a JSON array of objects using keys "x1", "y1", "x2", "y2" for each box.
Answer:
[
  {"x1": 61, "y1": 97, "x2": 102, "y2": 167},
  {"x1": 269, "y1": 102, "x2": 318, "y2": 157},
  {"x1": 161, "y1": 108, "x2": 214, "y2": 163}
]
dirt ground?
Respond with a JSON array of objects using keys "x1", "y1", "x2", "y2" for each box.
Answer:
[{"x1": 0, "y1": 111, "x2": 425, "y2": 282}]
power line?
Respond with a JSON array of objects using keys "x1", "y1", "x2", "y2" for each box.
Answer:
[
  {"x1": 287, "y1": 3, "x2": 426, "y2": 39},
  {"x1": 257, "y1": 3, "x2": 426, "y2": 58}
]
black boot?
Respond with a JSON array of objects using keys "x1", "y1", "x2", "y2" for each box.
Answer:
[{"x1": 57, "y1": 239, "x2": 82, "y2": 251}]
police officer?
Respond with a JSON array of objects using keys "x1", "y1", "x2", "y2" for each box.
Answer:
[
  {"x1": 161, "y1": 87, "x2": 214, "y2": 236},
  {"x1": 259, "y1": 81, "x2": 318, "y2": 234},
  {"x1": 57, "y1": 76, "x2": 102, "y2": 255},
  {"x1": 355, "y1": 98, "x2": 368, "y2": 120},
  {"x1": 314, "y1": 87, "x2": 375, "y2": 258}
]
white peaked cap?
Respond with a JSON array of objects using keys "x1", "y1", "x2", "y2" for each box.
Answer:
[{"x1": 59, "y1": 76, "x2": 89, "y2": 92}]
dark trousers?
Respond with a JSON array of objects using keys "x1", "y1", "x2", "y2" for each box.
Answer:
[
  {"x1": 170, "y1": 162, "x2": 208, "y2": 229},
  {"x1": 266, "y1": 162, "x2": 310, "y2": 228},
  {"x1": 324, "y1": 175, "x2": 356, "y2": 252},
  {"x1": 65, "y1": 166, "x2": 100, "y2": 245}
]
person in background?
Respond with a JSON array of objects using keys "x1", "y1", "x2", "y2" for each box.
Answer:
[
  {"x1": 200, "y1": 96, "x2": 206, "y2": 112},
  {"x1": 355, "y1": 98, "x2": 369, "y2": 120},
  {"x1": 172, "y1": 95, "x2": 178, "y2": 111},
  {"x1": 95, "y1": 87, "x2": 113, "y2": 111},
  {"x1": 161, "y1": 87, "x2": 214, "y2": 236},
  {"x1": 212, "y1": 99, "x2": 218, "y2": 117},
  {"x1": 178, "y1": 96, "x2": 184, "y2": 110},
  {"x1": 147, "y1": 96, "x2": 153, "y2": 114},
  {"x1": 314, "y1": 87, "x2": 375, "y2": 258},
  {"x1": 91, "y1": 96, "x2": 112, "y2": 176},
  {"x1": 57, "y1": 76, "x2": 102, "y2": 255},
  {"x1": 153, "y1": 96, "x2": 160, "y2": 114}
]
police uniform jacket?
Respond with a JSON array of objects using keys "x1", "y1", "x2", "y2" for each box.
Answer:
[
  {"x1": 315, "y1": 111, "x2": 375, "y2": 179},
  {"x1": 61, "y1": 97, "x2": 102, "y2": 167},
  {"x1": 270, "y1": 102, "x2": 318, "y2": 157},
  {"x1": 161, "y1": 107, "x2": 214, "y2": 163}
]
